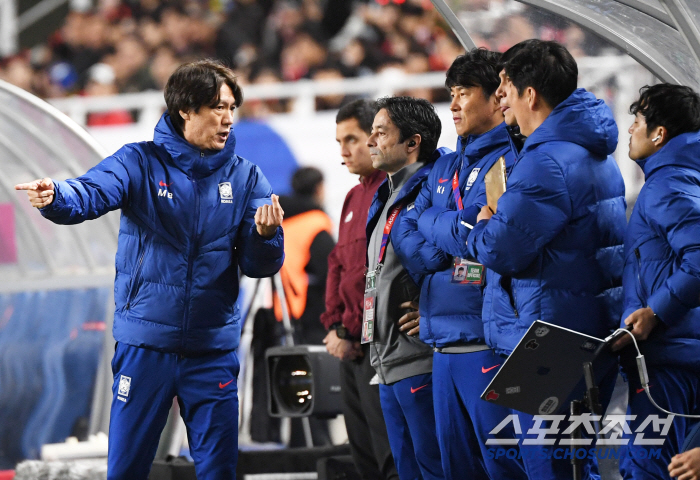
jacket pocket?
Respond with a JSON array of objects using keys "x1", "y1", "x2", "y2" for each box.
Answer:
[
  {"x1": 125, "y1": 232, "x2": 150, "y2": 310},
  {"x1": 634, "y1": 247, "x2": 649, "y2": 303},
  {"x1": 499, "y1": 275, "x2": 519, "y2": 318}
]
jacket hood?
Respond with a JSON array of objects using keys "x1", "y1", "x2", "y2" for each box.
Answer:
[
  {"x1": 153, "y1": 113, "x2": 238, "y2": 177},
  {"x1": 457, "y1": 122, "x2": 510, "y2": 163},
  {"x1": 637, "y1": 130, "x2": 700, "y2": 179},
  {"x1": 522, "y1": 88, "x2": 618, "y2": 157}
]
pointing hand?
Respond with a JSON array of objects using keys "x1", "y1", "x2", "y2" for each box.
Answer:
[{"x1": 15, "y1": 178, "x2": 55, "y2": 208}]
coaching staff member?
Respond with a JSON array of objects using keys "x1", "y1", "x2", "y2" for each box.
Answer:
[
  {"x1": 321, "y1": 99, "x2": 398, "y2": 480},
  {"x1": 467, "y1": 40, "x2": 626, "y2": 480},
  {"x1": 16, "y1": 60, "x2": 284, "y2": 480},
  {"x1": 617, "y1": 84, "x2": 700, "y2": 479}
]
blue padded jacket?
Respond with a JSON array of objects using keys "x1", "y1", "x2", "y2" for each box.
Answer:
[
  {"x1": 40, "y1": 113, "x2": 284, "y2": 355},
  {"x1": 393, "y1": 123, "x2": 514, "y2": 347},
  {"x1": 622, "y1": 130, "x2": 700, "y2": 370},
  {"x1": 467, "y1": 89, "x2": 627, "y2": 355}
]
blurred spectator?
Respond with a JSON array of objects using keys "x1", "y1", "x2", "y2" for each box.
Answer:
[
  {"x1": 238, "y1": 66, "x2": 287, "y2": 118},
  {"x1": 149, "y1": 46, "x2": 179, "y2": 90},
  {"x1": 311, "y1": 64, "x2": 346, "y2": 110},
  {"x1": 215, "y1": 0, "x2": 272, "y2": 65},
  {"x1": 1, "y1": 56, "x2": 34, "y2": 92},
  {"x1": 1, "y1": 0, "x2": 616, "y2": 116},
  {"x1": 108, "y1": 35, "x2": 157, "y2": 92},
  {"x1": 83, "y1": 63, "x2": 134, "y2": 126}
]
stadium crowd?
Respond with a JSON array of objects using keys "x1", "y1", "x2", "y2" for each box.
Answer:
[{"x1": 0, "y1": 0, "x2": 612, "y2": 122}]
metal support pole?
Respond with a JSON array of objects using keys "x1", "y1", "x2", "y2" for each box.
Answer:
[{"x1": 0, "y1": 0, "x2": 18, "y2": 57}]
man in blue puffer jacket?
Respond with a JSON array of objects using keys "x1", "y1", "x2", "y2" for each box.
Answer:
[
  {"x1": 15, "y1": 60, "x2": 284, "y2": 480},
  {"x1": 393, "y1": 49, "x2": 526, "y2": 480},
  {"x1": 614, "y1": 84, "x2": 700, "y2": 480},
  {"x1": 467, "y1": 40, "x2": 627, "y2": 480}
]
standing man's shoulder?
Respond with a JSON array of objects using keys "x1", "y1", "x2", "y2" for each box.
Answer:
[{"x1": 338, "y1": 171, "x2": 385, "y2": 241}]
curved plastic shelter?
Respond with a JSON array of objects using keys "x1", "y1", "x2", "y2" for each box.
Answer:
[
  {"x1": 0, "y1": 79, "x2": 117, "y2": 468},
  {"x1": 431, "y1": 0, "x2": 700, "y2": 92}
]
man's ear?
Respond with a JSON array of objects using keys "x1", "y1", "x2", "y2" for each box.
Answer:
[
  {"x1": 407, "y1": 135, "x2": 421, "y2": 153},
  {"x1": 526, "y1": 87, "x2": 538, "y2": 111},
  {"x1": 179, "y1": 110, "x2": 190, "y2": 121},
  {"x1": 650, "y1": 126, "x2": 667, "y2": 145}
]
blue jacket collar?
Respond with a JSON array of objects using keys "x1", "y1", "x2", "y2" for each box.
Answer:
[
  {"x1": 521, "y1": 88, "x2": 618, "y2": 158},
  {"x1": 457, "y1": 122, "x2": 510, "y2": 167},
  {"x1": 153, "y1": 113, "x2": 238, "y2": 178},
  {"x1": 637, "y1": 130, "x2": 700, "y2": 179}
]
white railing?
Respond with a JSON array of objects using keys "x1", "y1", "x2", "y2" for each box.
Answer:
[{"x1": 48, "y1": 55, "x2": 641, "y2": 128}]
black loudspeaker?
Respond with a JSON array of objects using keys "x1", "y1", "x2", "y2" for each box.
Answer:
[{"x1": 266, "y1": 345, "x2": 342, "y2": 418}]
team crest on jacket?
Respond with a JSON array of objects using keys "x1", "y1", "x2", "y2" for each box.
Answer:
[
  {"x1": 219, "y1": 182, "x2": 233, "y2": 204},
  {"x1": 465, "y1": 168, "x2": 481, "y2": 190},
  {"x1": 118, "y1": 375, "x2": 131, "y2": 398}
]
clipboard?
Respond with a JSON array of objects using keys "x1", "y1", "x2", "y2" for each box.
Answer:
[{"x1": 484, "y1": 156, "x2": 506, "y2": 213}]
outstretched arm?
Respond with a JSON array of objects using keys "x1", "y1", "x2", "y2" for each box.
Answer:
[{"x1": 15, "y1": 148, "x2": 132, "y2": 224}]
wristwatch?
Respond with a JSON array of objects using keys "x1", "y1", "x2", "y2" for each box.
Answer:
[{"x1": 331, "y1": 323, "x2": 350, "y2": 340}]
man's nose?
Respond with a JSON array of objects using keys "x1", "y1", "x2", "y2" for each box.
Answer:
[
  {"x1": 367, "y1": 132, "x2": 376, "y2": 147},
  {"x1": 496, "y1": 82, "x2": 507, "y2": 100}
]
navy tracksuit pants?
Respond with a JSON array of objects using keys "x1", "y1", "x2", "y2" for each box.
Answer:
[
  {"x1": 108, "y1": 343, "x2": 240, "y2": 480},
  {"x1": 620, "y1": 366, "x2": 700, "y2": 480},
  {"x1": 433, "y1": 349, "x2": 527, "y2": 480},
  {"x1": 379, "y1": 372, "x2": 444, "y2": 480}
]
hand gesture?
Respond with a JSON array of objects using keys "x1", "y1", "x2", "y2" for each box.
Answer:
[
  {"x1": 398, "y1": 301, "x2": 420, "y2": 336},
  {"x1": 15, "y1": 178, "x2": 55, "y2": 208},
  {"x1": 323, "y1": 329, "x2": 363, "y2": 361},
  {"x1": 255, "y1": 194, "x2": 284, "y2": 239}
]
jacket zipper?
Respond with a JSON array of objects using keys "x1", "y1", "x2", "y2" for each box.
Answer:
[
  {"x1": 182, "y1": 177, "x2": 200, "y2": 350},
  {"x1": 126, "y1": 232, "x2": 147, "y2": 310},
  {"x1": 511, "y1": 283, "x2": 519, "y2": 318},
  {"x1": 634, "y1": 248, "x2": 648, "y2": 300}
]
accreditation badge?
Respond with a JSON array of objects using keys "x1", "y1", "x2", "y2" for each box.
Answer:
[
  {"x1": 451, "y1": 257, "x2": 484, "y2": 285},
  {"x1": 362, "y1": 270, "x2": 377, "y2": 343}
]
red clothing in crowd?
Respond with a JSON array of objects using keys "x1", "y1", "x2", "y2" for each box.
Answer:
[{"x1": 321, "y1": 169, "x2": 385, "y2": 338}]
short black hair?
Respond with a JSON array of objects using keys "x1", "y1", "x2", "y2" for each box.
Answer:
[
  {"x1": 500, "y1": 39, "x2": 578, "y2": 109},
  {"x1": 291, "y1": 167, "x2": 324, "y2": 196},
  {"x1": 445, "y1": 48, "x2": 502, "y2": 97},
  {"x1": 336, "y1": 99, "x2": 376, "y2": 135},
  {"x1": 630, "y1": 84, "x2": 700, "y2": 141},
  {"x1": 375, "y1": 96, "x2": 441, "y2": 164},
  {"x1": 164, "y1": 59, "x2": 243, "y2": 136}
]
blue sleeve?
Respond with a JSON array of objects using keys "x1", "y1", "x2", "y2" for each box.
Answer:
[
  {"x1": 645, "y1": 176, "x2": 700, "y2": 327},
  {"x1": 236, "y1": 166, "x2": 285, "y2": 278},
  {"x1": 40, "y1": 146, "x2": 133, "y2": 224},
  {"x1": 466, "y1": 153, "x2": 571, "y2": 275},
  {"x1": 393, "y1": 172, "x2": 450, "y2": 276},
  {"x1": 417, "y1": 173, "x2": 484, "y2": 257}
]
